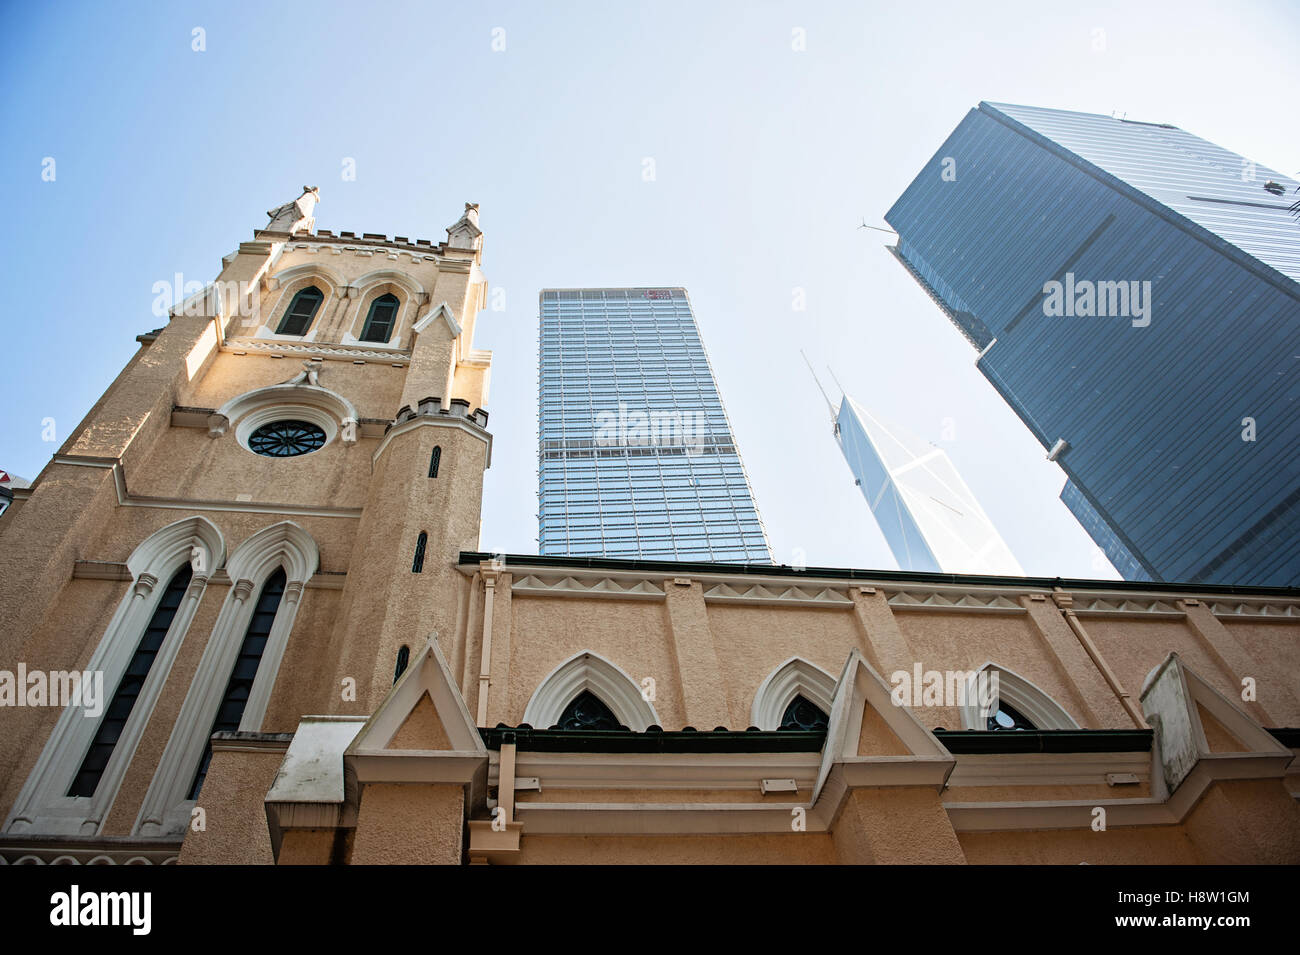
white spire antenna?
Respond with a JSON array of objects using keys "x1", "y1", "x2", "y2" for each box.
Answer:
[{"x1": 801, "y1": 350, "x2": 837, "y2": 425}]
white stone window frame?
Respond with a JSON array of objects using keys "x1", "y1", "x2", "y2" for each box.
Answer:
[
  {"x1": 751, "y1": 657, "x2": 837, "y2": 731},
  {"x1": 134, "y1": 521, "x2": 318, "y2": 837},
  {"x1": 522, "y1": 651, "x2": 659, "y2": 731},
  {"x1": 959, "y1": 661, "x2": 1080, "y2": 731},
  {"x1": 339, "y1": 269, "x2": 428, "y2": 350},
  {"x1": 250, "y1": 265, "x2": 345, "y2": 343},
  {"x1": 3, "y1": 517, "x2": 225, "y2": 837},
  {"x1": 210, "y1": 381, "x2": 358, "y2": 454}
]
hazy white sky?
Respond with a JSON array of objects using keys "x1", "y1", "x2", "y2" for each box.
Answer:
[{"x1": 3, "y1": 0, "x2": 1296, "y2": 576}]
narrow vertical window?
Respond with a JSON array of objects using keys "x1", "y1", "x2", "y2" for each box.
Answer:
[
  {"x1": 360, "y1": 293, "x2": 399, "y2": 343},
  {"x1": 187, "y1": 567, "x2": 286, "y2": 800},
  {"x1": 412, "y1": 532, "x2": 427, "y2": 573},
  {"x1": 428, "y1": 446, "x2": 442, "y2": 478},
  {"x1": 393, "y1": 645, "x2": 410, "y2": 683},
  {"x1": 276, "y1": 286, "x2": 324, "y2": 335},
  {"x1": 67, "y1": 565, "x2": 192, "y2": 798}
]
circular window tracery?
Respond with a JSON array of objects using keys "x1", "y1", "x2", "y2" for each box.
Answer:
[{"x1": 247, "y1": 420, "x2": 327, "y2": 457}]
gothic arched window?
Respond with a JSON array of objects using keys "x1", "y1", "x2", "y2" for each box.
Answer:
[
  {"x1": 360, "y1": 293, "x2": 400, "y2": 343},
  {"x1": 276, "y1": 286, "x2": 324, "y2": 335},
  {"x1": 393, "y1": 645, "x2": 410, "y2": 684},
  {"x1": 556, "y1": 690, "x2": 622, "y2": 731},
  {"x1": 412, "y1": 532, "x2": 427, "y2": 573},
  {"x1": 187, "y1": 567, "x2": 287, "y2": 800},
  {"x1": 67, "y1": 565, "x2": 193, "y2": 798},
  {"x1": 428, "y1": 446, "x2": 442, "y2": 478},
  {"x1": 779, "y1": 694, "x2": 829, "y2": 732}
]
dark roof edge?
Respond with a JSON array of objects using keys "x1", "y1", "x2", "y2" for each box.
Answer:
[
  {"x1": 934, "y1": 729, "x2": 1152, "y2": 754},
  {"x1": 456, "y1": 552, "x2": 1299, "y2": 598},
  {"x1": 478, "y1": 726, "x2": 825, "y2": 753}
]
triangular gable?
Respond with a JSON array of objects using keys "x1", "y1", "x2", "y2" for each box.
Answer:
[
  {"x1": 388, "y1": 692, "x2": 454, "y2": 751},
  {"x1": 1141, "y1": 652, "x2": 1290, "y2": 793},
  {"x1": 812, "y1": 649, "x2": 955, "y2": 804},
  {"x1": 346, "y1": 635, "x2": 485, "y2": 756}
]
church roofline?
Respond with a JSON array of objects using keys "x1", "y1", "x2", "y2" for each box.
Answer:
[{"x1": 456, "y1": 551, "x2": 1300, "y2": 599}]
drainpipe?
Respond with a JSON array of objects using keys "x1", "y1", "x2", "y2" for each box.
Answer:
[
  {"x1": 1057, "y1": 594, "x2": 1148, "y2": 729},
  {"x1": 476, "y1": 562, "x2": 497, "y2": 727}
]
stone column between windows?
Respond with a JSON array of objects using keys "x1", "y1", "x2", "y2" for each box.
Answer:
[
  {"x1": 661, "y1": 579, "x2": 729, "y2": 730},
  {"x1": 848, "y1": 587, "x2": 914, "y2": 680},
  {"x1": 1018, "y1": 594, "x2": 1113, "y2": 727},
  {"x1": 1178, "y1": 598, "x2": 1296, "y2": 726}
]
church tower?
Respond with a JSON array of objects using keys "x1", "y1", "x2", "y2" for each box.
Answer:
[{"x1": 0, "y1": 190, "x2": 492, "y2": 861}]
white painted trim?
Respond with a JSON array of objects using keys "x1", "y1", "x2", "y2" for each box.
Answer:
[
  {"x1": 522, "y1": 651, "x2": 659, "y2": 731},
  {"x1": 959, "y1": 662, "x2": 1080, "y2": 731},
  {"x1": 133, "y1": 522, "x2": 318, "y2": 837},
  {"x1": 751, "y1": 657, "x2": 837, "y2": 730},
  {"x1": 3, "y1": 517, "x2": 224, "y2": 837},
  {"x1": 215, "y1": 381, "x2": 358, "y2": 433}
]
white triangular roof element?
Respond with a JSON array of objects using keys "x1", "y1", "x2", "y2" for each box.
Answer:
[
  {"x1": 1140, "y1": 651, "x2": 1291, "y2": 796},
  {"x1": 412, "y1": 301, "x2": 462, "y2": 339},
  {"x1": 347, "y1": 635, "x2": 485, "y2": 756},
  {"x1": 812, "y1": 649, "x2": 955, "y2": 808}
]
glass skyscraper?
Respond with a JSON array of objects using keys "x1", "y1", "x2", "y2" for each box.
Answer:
[
  {"x1": 886, "y1": 102, "x2": 1300, "y2": 587},
  {"x1": 538, "y1": 288, "x2": 772, "y2": 562},
  {"x1": 834, "y1": 395, "x2": 1023, "y2": 576}
]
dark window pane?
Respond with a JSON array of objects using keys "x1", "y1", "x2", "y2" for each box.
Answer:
[
  {"x1": 276, "y1": 286, "x2": 323, "y2": 335},
  {"x1": 360, "y1": 293, "x2": 399, "y2": 343},
  {"x1": 555, "y1": 690, "x2": 622, "y2": 731},
  {"x1": 778, "y1": 694, "x2": 828, "y2": 731},
  {"x1": 67, "y1": 565, "x2": 192, "y2": 797},
  {"x1": 188, "y1": 567, "x2": 286, "y2": 800}
]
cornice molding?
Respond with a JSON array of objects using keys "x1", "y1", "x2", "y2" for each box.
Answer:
[
  {"x1": 222, "y1": 337, "x2": 411, "y2": 363},
  {"x1": 887, "y1": 590, "x2": 1025, "y2": 614}
]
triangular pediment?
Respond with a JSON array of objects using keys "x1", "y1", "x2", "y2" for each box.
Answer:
[
  {"x1": 346, "y1": 635, "x2": 485, "y2": 756},
  {"x1": 812, "y1": 649, "x2": 955, "y2": 802},
  {"x1": 1140, "y1": 652, "x2": 1289, "y2": 793}
]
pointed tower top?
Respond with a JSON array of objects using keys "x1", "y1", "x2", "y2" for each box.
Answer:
[
  {"x1": 265, "y1": 186, "x2": 320, "y2": 234},
  {"x1": 446, "y1": 202, "x2": 483, "y2": 251}
]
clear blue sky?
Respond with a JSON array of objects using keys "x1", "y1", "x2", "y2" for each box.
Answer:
[{"x1": 3, "y1": 0, "x2": 1297, "y2": 576}]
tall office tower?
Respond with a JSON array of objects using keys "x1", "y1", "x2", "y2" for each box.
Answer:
[
  {"x1": 832, "y1": 393, "x2": 1023, "y2": 576},
  {"x1": 538, "y1": 288, "x2": 772, "y2": 562},
  {"x1": 886, "y1": 102, "x2": 1300, "y2": 587}
]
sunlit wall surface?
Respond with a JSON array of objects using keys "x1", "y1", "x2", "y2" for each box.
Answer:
[
  {"x1": 886, "y1": 102, "x2": 1300, "y2": 586},
  {"x1": 835, "y1": 396, "x2": 1024, "y2": 576},
  {"x1": 538, "y1": 288, "x2": 772, "y2": 562}
]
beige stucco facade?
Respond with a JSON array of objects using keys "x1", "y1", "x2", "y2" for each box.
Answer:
[{"x1": 1, "y1": 191, "x2": 1297, "y2": 865}]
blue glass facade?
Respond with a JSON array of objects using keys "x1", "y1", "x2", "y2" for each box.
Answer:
[
  {"x1": 538, "y1": 288, "x2": 772, "y2": 562},
  {"x1": 886, "y1": 102, "x2": 1300, "y2": 587}
]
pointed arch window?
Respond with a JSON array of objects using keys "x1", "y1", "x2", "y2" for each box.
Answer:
[
  {"x1": 778, "y1": 694, "x2": 829, "y2": 732},
  {"x1": 412, "y1": 532, "x2": 427, "y2": 573},
  {"x1": 276, "y1": 286, "x2": 324, "y2": 335},
  {"x1": 187, "y1": 567, "x2": 286, "y2": 800},
  {"x1": 556, "y1": 690, "x2": 622, "y2": 730},
  {"x1": 393, "y1": 645, "x2": 410, "y2": 684},
  {"x1": 67, "y1": 565, "x2": 193, "y2": 798},
  {"x1": 959, "y1": 663, "x2": 1080, "y2": 732},
  {"x1": 523, "y1": 651, "x2": 658, "y2": 732},
  {"x1": 428, "y1": 446, "x2": 442, "y2": 478},
  {"x1": 360, "y1": 293, "x2": 400, "y2": 343}
]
